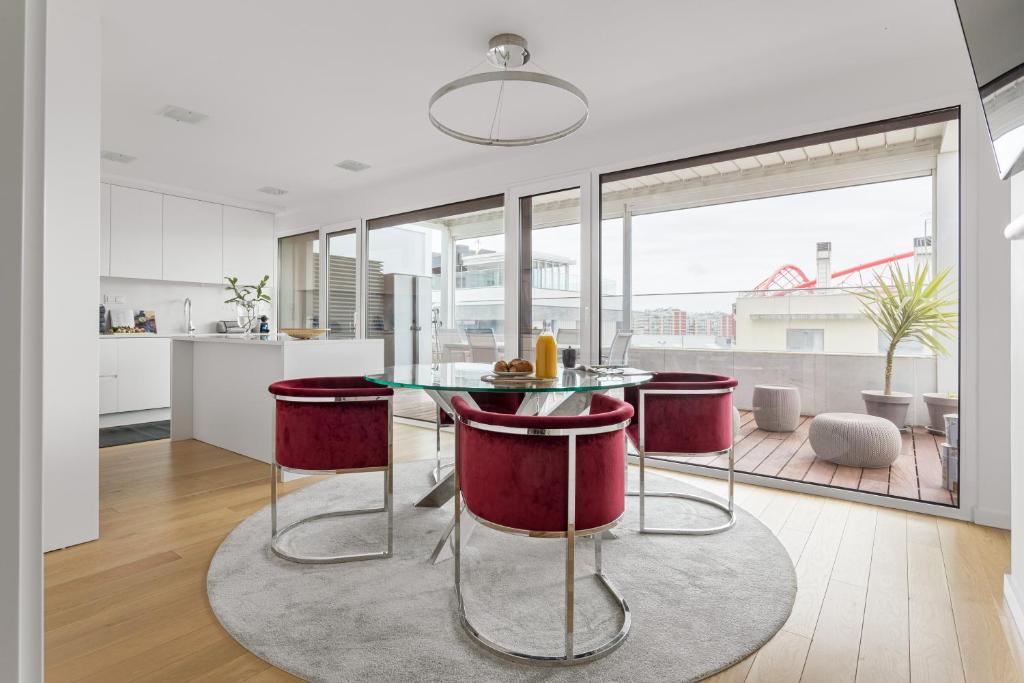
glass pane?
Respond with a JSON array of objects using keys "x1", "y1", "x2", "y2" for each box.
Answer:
[
  {"x1": 519, "y1": 187, "x2": 581, "y2": 360},
  {"x1": 368, "y1": 201, "x2": 504, "y2": 421},
  {"x1": 277, "y1": 231, "x2": 319, "y2": 329},
  {"x1": 600, "y1": 117, "x2": 961, "y2": 508},
  {"x1": 326, "y1": 230, "x2": 357, "y2": 338}
]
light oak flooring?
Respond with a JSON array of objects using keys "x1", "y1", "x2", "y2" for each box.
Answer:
[{"x1": 45, "y1": 424, "x2": 1021, "y2": 682}]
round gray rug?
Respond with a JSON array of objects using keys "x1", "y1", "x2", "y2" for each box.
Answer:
[{"x1": 208, "y1": 461, "x2": 796, "y2": 682}]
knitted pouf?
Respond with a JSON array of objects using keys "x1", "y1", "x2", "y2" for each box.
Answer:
[
  {"x1": 808, "y1": 413, "x2": 901, "y2": 468},
  {"x1": 752, "y1": 385, "x2": 801, "y2": 432}
]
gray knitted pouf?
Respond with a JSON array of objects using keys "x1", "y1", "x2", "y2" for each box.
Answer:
[
  {"x1": 809, "y1": 412, "x2": 901, "y2": 468},
  {"x1": 752, "y1": 385, "x2": 801, "y2": 432}
]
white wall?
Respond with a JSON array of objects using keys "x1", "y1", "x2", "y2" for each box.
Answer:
[
  {"x1": 970, "y1": 121, "x2": 1012, "y2": 527},
  {"x1": 0, "y1": 0, "x2": 45, "y2": 679},
  {"x1": 100, "y1": 277, "x2": 241, "y2": 335},
  {"x1": 1007, "y1": 171, "x2": 1024, "y2": 630},
  {"x1": 276, "y1": 8, "x2": 1011, "y2": 527},
  {"x1": 42, "y1": 0, "x2": 101, "y2": 551}
]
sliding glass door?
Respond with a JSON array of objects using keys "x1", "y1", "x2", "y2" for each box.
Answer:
[
  {"x1": 517, "y1": 187, "x2": 583, "y2": 360},
  {"x1": 366, "y1": 196, "x2": 504, "y2": 421},
  {"x1": 277, "y1": 231, "x2": 320, "y2": 329}
]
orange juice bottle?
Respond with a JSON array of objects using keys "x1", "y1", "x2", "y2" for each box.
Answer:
[{"x1": 535, "y1": 327, "x2": 558, "y2": 379}]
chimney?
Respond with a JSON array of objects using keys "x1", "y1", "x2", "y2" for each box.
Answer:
[
  {"x1": 913, "y1": 236, "x2": 932, "y2": 277},
  {"x1": 816, "y1": 242, "x2": 832, "y2": 288}
]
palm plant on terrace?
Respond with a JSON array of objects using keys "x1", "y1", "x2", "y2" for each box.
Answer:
[{"x1": 854, "y1": 263, "x2": 958, "y2": 395}]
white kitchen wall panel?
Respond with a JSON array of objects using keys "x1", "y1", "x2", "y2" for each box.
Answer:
[
  {"x1": 109, "y1": 185, "x2": 163, "y2": 279},
  {"x1": 162, "y1": 195, "x2": 223, "y2": 284},
  {"x1": 222, "y1": 205, "x2": 274, "y2": 287}
]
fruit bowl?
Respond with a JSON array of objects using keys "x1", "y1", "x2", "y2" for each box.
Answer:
[{"x1": 280, "y1": 328, "x2": 328, "y2": 340}]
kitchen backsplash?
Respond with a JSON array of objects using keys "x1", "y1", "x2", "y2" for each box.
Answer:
[{"x1": 100, "y1": 277, "x2": 273, "y2": 335}]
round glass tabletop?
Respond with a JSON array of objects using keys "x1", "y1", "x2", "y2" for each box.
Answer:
[{"x1": 366, "y1": 363, "x2": 653, "y2": 393}]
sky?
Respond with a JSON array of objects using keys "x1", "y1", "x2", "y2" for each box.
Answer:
[{"x1": 427, "y1": 175, "x2": 934, "y2": 314}]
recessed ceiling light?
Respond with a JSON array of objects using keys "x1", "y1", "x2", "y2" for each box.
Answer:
[
  {"x1": 257, "y1": 186, "x2": 288, "y2": 196},
  {"x1": 158, "y1": 105, "x2": 209, "y2": 125},
  {"x1": 101, "y1": 150, "x2": 137, "y2": 163},
  {"x1": 335, "y1": 159, "x2": 371, "y2": 172}
]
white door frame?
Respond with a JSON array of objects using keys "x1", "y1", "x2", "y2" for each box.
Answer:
[
  {"x1": 505, "y1": 172, "x2": 596, "y2": 362},
  {"x1": 321, "y1": 220, "x2": 362, "y2": 338}
]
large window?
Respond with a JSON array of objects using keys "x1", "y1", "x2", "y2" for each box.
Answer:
[
  {"x1": 367, "y1": 196, "x2": 504, "y2": 420},
  {"x1": 518, "y1": 187, "x2": 582, "y2": 356},
  {"x1": 326, "y1": 228, "x2": 357, "y2": 338},
  {"x1": 277, "y1": 231, "x2": 319, "y2": 329},
  {"x1": 600, "y1": 109, "x2": 961, "y2": 507}
]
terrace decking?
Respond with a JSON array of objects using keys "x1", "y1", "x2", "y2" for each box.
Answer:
[
  {"x1": 394, "y1": 389, "x2": 957, "y2": 507},
  {"x1": 663, "y1": 410, "x2": 957, "y2": 507}
]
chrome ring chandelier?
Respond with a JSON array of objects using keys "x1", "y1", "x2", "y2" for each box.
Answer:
[{"x1": 428, "y1": 34, "x2": 589, "y2": 147}]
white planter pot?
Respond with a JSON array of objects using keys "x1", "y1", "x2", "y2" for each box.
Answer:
[{"x1": 861, "y1": 390, "x2": 912, "y2": 430}]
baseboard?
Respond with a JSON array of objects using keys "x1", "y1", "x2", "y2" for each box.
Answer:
[
  {"x1": 99, "y1": 407, "x2": 170, "y2": 428},
  {"x1": 1004, "y1": 576, "x2": 1024, "y2": 646},
  {"x1": 974, "y1": 506, "x2": 1011, "y2": 529}
]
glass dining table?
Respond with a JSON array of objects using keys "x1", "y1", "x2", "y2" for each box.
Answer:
[{"x1": 365, "y1": 362, "x2": 653, "y2": 562}]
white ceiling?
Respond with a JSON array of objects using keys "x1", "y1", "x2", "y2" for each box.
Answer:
[{"x1": 100, "y1": 0, "x2": 964, "y2": 211}]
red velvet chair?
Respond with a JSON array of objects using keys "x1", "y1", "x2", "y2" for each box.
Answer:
[
  {"x1": 623, "y1": 372, "x2": 738, "y2": 535},
  {"x1": 432, "y1": 391, "x2": 524, "y2": 483},
  {"x1": 451, "y1": 393, "x2": 633, "y2": 665},
  {"x1": 267, "y1": 377, "x2": 393, "y2": 563}
]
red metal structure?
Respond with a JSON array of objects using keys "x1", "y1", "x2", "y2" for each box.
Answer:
[{"x1": 752, "y1": 251, "x2": 914, "y2": 294}]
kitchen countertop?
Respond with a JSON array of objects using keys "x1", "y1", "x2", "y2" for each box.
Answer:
[{"x1": 170, "y1": 333, "x2": 377, "y2": 346}]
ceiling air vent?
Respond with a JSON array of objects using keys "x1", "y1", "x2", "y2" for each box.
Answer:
[
  {"x1": 257, "y1": 186, "x2": 288, "y2": 196},
  {"x1": 101, "y1": 150, "x2": 137, "y2": 163},
  {"x1": 335, "y1": 159, "x2": 371, "y2": 172},
  {"x1": 158, "y1": 105, "x2": 209, "y2": 124}
]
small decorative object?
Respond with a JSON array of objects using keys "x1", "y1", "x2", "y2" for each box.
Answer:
[
  {"x1": 939, "y1": 442, "x2": 960, "y2": 494},
  {"x1": 134, "y1": 310, "x2": 157, "y2": 334},
  {"x1": 225, "y1": 275, "x2": 271, "y2": 338},
  {"x1": 922, "y1": 393, "x2": 958, "y2": 435},
  {"x1": 280, "y1": 328, "x2": 328, "y2": 340},
  {"x1": 99, "y1": 304, "x2": 107, "y2": 334},
  {"x1": 259, "y1": 315, "x2": 270, "y2": 334},
  {"x1": 854, "y1": 264, "x2": 957, "y2": 428},
  {"x1": 944, "y1": 414, "x2": 960, "y2": 449},
  {"x1": 561, "y1": 346, "x2": 577, "y2": 369}
]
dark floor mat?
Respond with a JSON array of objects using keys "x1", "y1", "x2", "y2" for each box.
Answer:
[{"x1": 99, "y1": 420, "x2": 170, "y2": 448}]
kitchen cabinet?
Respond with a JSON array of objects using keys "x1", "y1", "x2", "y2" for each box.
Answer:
[
  {"x1": 222, "y1": 206, "x2": 275, "y2": 288},
  {"x1": 109, "y1": 185, "x2": 163, "y2": 280},
  {"x1": 98, "y1": 338, "x2": 171, "y2": 414},
  {"x1": 163, "y1": 196, "x2": 223, "y2": 284},
  {"x1": 100, "y1": 183, "x2": 111, "y2": 276}
]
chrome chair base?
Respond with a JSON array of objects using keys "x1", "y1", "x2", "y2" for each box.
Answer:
[
  {"x1": 454, "y1": 533, "x2": 631, "y2": 666},
  {"x1": 270, "y1": 464, "x2": 393, "y2": 564},
  {"x1": 628, "y1": 447, "x2": 736, "y2": 536}
]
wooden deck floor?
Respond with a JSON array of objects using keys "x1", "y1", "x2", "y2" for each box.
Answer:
[
  {"x1": 397, "y1": 389, "x2": 958, "y2": 507},
  {"x1": 687, "y1": 410, "x2": 958, "y2": 507}
]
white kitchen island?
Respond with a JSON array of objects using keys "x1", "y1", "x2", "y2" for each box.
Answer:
[{"x1": 170, "y1": 334, "x2": 384, "y2": 464}]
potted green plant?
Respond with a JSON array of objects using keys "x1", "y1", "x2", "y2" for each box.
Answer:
[
  {"x1": 225, "y1": 275, "x2": 271, "y2": 337},
  {"x1": 854, "y1": 263, "x2": 957, "y2": 429},
  {"x1": 922, "y1": 391, "x2": 958, "y2": 435}
]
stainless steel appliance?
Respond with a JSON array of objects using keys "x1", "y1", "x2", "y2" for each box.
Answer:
[{"x1": 381, "y1": 273, "x2": 432, "y2": 367}]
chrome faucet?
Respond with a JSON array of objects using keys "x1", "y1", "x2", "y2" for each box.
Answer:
[{"x1": 184, "y1": 297, "x2": 196, "y2": 336}]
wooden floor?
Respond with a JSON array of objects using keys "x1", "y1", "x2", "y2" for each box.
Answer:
[
  {"x1": 396, "y1": 390, "x2": 958, "y2": 506},
  {"x1": 45, "y1": 425, "x2": 1020, "y2": 682}
]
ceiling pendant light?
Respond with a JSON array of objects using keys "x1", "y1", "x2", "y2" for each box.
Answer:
[{"x1": 428, "y1": 33, "x2": 589, "y2": 147}]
